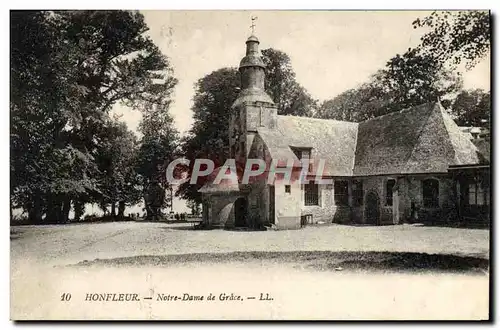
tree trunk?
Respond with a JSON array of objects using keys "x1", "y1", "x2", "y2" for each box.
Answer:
[
  {"x1": 111, "y1": 202, "x2": 116, "y2": 217},
  {"x1": 118, "y1": 201, "x2": 125, "y2": 218},
  {"x1": 74, "y1": 200, "x2": 84, "y2": 222},
  {"x1": 46, "y1": 197, "x2": 61, "y2": 224},
  {"x1": 61, "y1": 198, "x2": 71, "y2": 224},
  {"x1": 28, "y1": 201, "x2": 42, "y2": 224},
  {"x1": 144, "y1": 197, "x2": 153, "y2": 221},
  {"x1": 28, "y1": 192, "x2": 43, "y2": 224}
]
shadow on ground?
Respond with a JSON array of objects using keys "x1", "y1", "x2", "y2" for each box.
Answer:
[{"x1": 71, "y1": 251, "x2": 489, "y2": 274}]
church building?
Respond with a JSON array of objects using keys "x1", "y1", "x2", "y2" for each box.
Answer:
[{"x1": 198, "y1": 32, "x2": 490, "y2": 230}]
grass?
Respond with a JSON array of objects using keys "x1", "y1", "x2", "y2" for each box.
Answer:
[{"x1": 72, "y1": 250, "x2": 489, "y2": 274}]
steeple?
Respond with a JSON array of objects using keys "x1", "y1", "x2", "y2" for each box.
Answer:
[
  {"x1": 229, "y1": 21, "x2": 278, "y2": 164},
  {"x1": 233, "y1": 30, "x2": 274, "y2": 107}
]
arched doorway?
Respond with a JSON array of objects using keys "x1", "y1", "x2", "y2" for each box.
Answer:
[
  {"x1": 234, "y1": 198, "x2": 247, "y2": 227},
  {"x1": 365, "y1": 191, "x2": 380, "y2": 225}
]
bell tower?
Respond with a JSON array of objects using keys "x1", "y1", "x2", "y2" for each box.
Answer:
[{"x1": 229, "y1": 21, "x2": 278, "y2": 162}]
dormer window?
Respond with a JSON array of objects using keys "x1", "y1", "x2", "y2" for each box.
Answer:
[{"x1": 292, "y1": 147, "x2": 313, "y2": 172}]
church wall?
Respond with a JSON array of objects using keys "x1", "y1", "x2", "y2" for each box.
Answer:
[
  {"x1": 247, "y1": 181, "x2": 268, "y2": 227},
  {"x1": 300, "y1": 183, "x2": 352, "y2": 224},
  {"x1": 245, "y1": 102, "x2": 278, "y2": 131},
  {"x1": 403, "y1": 174, "x2": 455, "y2": 225},
  {"x1": 350, "y1": 174, "x2": 455, "y2": 225},
  {"x1": 201, "y1": 194, "x2": 238, "y2": 228},
  {"x1": 275, "y1": 181, "x2": 301, "y2": 229},
  {"x1": 358, "y1": 176, "x2": 395, "y2": 225}
]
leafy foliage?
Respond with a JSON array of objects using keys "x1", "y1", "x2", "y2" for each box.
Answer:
[
  {"x1": 413, "y1": 11, "x2": 490, "y2": 69},
  {"x1": 178, "y1": 47, "x2": 318, "y2": 202},
  {"x1": 262, "y1": 48, "x2": 317, "y2": 116},
  {"x1": 317, "y1": 49, "x2": 463, "y2": 121},
  {"x1": 10, "y1": 10, "x2": 177, "y2": 223},
  {"x1": 136, "y1": 104, "x2": 180, "y2": 220},
  {"x1": 451, "y1": 89, "x2": 490, "y2": 127},
  {"x1": 93, "y1": 118, "x2": 142, "y2": 216},
  {"x1": 177, "y1": 68, "x2": 240, "y2": 203}
]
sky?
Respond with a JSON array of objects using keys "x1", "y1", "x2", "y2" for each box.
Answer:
[
  {"x1": 111, "y1": 10, "x2": 490, "y2": 214},
  {"x1": 113, "y1": 10, "x2": 491, "y2": 134}
]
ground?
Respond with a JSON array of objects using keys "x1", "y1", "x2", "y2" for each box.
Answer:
[
  {"x1": 10, "y1": 221, "x2": 490, "y2": 320},
  {"x1": 11, "y1": 221, "x2": 489, "y2": 267}
]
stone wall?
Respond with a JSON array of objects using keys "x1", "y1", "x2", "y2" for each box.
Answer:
[
  {"x1": 201, "y1": 194, "x2": 239, "y2": 228},
  {"x1": 299, "y1": 183, "x2": 352, "y2": 224},
  {"x1": 275, "y1": 181, "x2": 301, "y2": 229},
  {"x1": 351, "y1": 174, "x2": 455, "y2": 225}
]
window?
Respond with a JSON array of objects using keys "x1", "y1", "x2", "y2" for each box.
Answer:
[
  {"x1": 386, "y1": 179, "x2": 396, "y2": 206},
  {"x1": 352, "y1": 180, "x2": 363, "y2": 206},
  {"x1": 285, "y1": 185, "x2": 291, "y2": 194},
  {"x1": 334, "y1": 180, "x2": 349, "y2": 206},
  {"x1": 422, "y1": 179, "x2": 439, "y2": 208},
  {"x1": 468, "y1": 181, "x2": 489, "y2": 206},
  {"x1": 292, "y1": 147, "x2": 313, "y2": 173},
  {"x1": 304, "y1": 183, "x2": 319, "y2": 206}
]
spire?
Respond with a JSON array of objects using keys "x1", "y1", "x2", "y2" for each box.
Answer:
[
  {"x1": 239, "y1": 36, "x2": 266, "y2": 70},
  {"x1": 233, "y1": 20, "x2": 274, "y2": 108}
]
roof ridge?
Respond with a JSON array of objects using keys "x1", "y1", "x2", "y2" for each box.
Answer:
[
  {"x1": 278, "y1": 114, "x2": 358, "y2": 125},
  {"x1": 438, "y1": 103, "x2": 480, "y2": 164},
  {"x1": 360, "y1": 102, "x2": 438, "y2": 124}
]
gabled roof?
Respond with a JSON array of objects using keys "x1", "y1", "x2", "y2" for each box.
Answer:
[
  {"x1": 353, "y1": 102, "x2": 481, "y2": 176},
  {"x1": 258, "y1": 115, "x2": 359, "y2": 176},
  {"x1": 200, "y1": 102, "x2": 484, "y2": 195},
  {"x1": 197, "y1": 166, "x2": 240, "y2": 194},
  {"x1": 258, "y1": 102, "x2": 482, "y2": 178}
]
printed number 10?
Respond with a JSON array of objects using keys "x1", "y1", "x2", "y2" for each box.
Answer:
[{"x1": 61, "y1": 293, "x2": 72, "y2": 301}]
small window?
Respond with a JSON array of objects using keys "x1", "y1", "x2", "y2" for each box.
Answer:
[
  {"x1": 304, "y1": 183, "x2": 319, "y2": 206},
  {"x1": 285, "y1": 185, "x2": 291, "y2": 194},
  {"x1": 353, "y1": 180, "x2": 363, "y2": 206},
  {"x1": 386, "y1": 179, "x2": 396, "y2": 206},
  {"x1": 422, "y1": 179, "x2": 439, "y2": 208},
  {"x1": 334, "y1": 180, "x2": 349, "y2": 206},
  {"x1": 292, "y1": 147, "x2": 312, "y2": 160}
]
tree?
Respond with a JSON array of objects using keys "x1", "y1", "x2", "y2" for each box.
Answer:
[
  {"x1": 451, "y1": 89, "x2": 490, "y2": 127},
  {"x1": 186, "y1": 200, "x2": 201, "y2": 216},
  {"x1": 378, "y1": 48, "x2": 463, "y2": 113},
  {"x1": 316, "y1": 79, "x2": 391, "y2": 122},
  {"x1": 262, "y1": 48, "x2": 317, "y2": 116},
  {"x1": 177, "y1": 68, "x2": 240, "y2": 203},
  {"x1": 10, "y1": 10, "x2": 177, "y2": 223},
  {"x1": 11, "y1": 11, "x2": 98, "y2": 223},
  {"x1": 413, "y1": 11, "x2": 490, "y2": 69},
  {"x1": 178, "y1": 48, "x2": 319, "y2": 203},
  {"x1": 136, "y1": 105, "x2": 180, "y2": 221},
  {"x1": 317, "y1": 49, "x2": 463, "y2": 121},
  {"x1": 93, "y1": 118, "x2": 142, "y2": 219}
]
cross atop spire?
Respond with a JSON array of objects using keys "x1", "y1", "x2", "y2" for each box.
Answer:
[{"x1": 250, "y1": 16, "x2": 257, "y2": 34}]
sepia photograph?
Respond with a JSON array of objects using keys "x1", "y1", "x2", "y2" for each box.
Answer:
[{"x1": 9, "y1": 9, "x2": 491, "y2": 320}]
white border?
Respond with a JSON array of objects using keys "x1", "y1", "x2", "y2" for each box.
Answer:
[{"x1": 2, "y1": 1, "x2": 498, "y2": 328}]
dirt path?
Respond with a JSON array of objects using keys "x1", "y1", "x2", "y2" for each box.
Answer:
[
  {"x1": 10, "y1": 222, "x2": 490, "y2": 320},
  {"x1": 11, "y1": 221, "x2": 490, "y2": 268}
]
